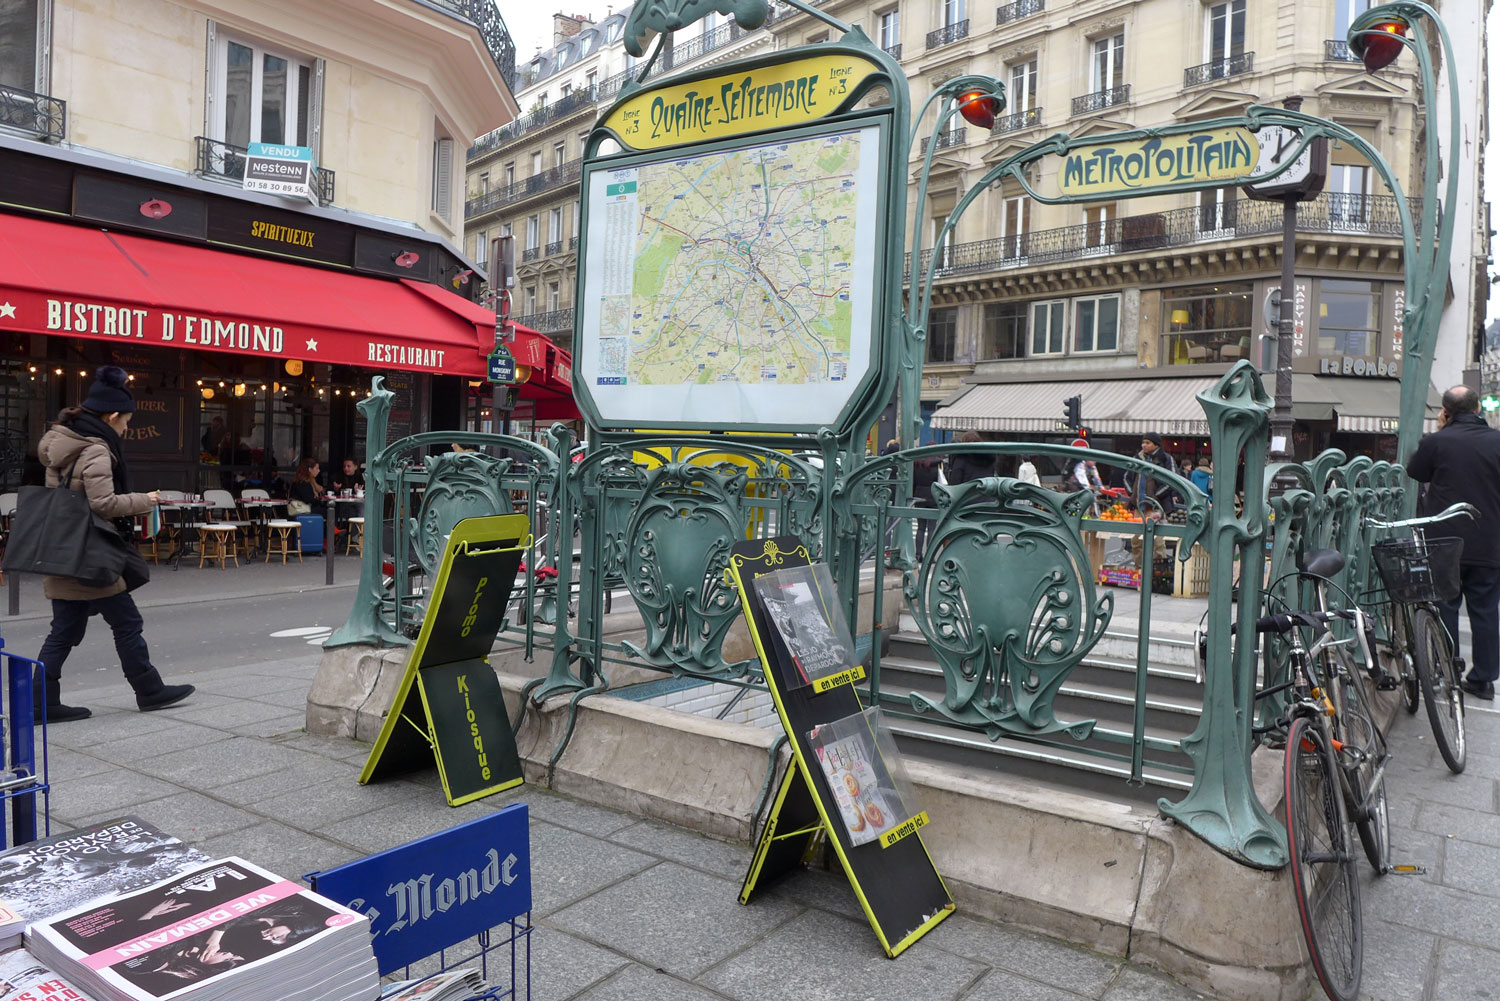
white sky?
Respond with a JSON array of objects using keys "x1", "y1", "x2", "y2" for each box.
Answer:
[{"x1": 500, "y1": 2, "x2": 1500, "y2": 333}]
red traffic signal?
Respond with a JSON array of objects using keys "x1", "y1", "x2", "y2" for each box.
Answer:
[
  {"x1": 958, "y1": 91, "x2": 1000, "y2": 130},
  {"x1": 1357, "y1": 19, "x2": 1408, "y2": 73}
]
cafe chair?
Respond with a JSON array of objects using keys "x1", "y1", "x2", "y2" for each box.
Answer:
[
  {"x1": 205, "y1": 489, "x2": 253, "y2": 557},
  {"x1": 1185, "y1": 342, "x2": 1209, "y2": 363},
  {"x1": 199, "y1": 523, "x2": 240, "y2": 569},
  {"x1": 265, "y1": 519, "x2": 303, "y2": 564}
]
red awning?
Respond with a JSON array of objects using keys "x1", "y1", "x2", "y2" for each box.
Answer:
[{"x1": 0, "y1": 214, "x2": 488, "y2": 377}]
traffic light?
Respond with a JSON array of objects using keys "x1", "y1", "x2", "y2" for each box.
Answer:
[
  {"x1": 1483, "y1": 394, "x2": 1500, "y2": 413},
  {"x1": 1063, "y1": 395, "x2": 1082, "y2": 430}
]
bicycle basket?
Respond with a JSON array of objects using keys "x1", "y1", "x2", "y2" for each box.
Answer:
[{"x1": 1371, "y1": 537, "x2": 1464, "y2": 603}]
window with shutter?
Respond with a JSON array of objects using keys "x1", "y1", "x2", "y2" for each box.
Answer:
[{"x1": 432, "y1": 135, "x2": 453, "y2": 220}]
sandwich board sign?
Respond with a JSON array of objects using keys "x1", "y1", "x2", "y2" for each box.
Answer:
[{"x1": 359, "y1": 514, "x2": 529, "y2": 805}]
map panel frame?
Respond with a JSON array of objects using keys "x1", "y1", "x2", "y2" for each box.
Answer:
[{"x1": 573, "y1": 113, "x2": 892, "y2": 433}]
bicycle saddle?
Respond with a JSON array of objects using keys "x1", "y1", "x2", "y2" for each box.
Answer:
[{"x1": 1297, "y1": 547, "x2": 1346, "y2": 578}]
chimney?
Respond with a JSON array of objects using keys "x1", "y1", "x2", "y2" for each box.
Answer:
[{"x1": 553, "y1": 12, "x2": 594, "y2": 45}]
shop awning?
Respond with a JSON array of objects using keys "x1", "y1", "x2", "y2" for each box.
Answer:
[
  {"x1": 932, "y1": 376, "x2": 1222, "y2": 436},
  {"x1": 1322, "y1": 377, "x2": 1440, "y2": 434},
  {"x1": 0, "y1": 214, "x2": 489, "y2": 377}
]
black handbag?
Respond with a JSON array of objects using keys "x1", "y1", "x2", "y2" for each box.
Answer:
[{"x1": 1, "y1": 461, "x2": 130, "y2": 588}]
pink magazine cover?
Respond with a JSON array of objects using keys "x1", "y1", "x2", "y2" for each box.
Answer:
[{"x1": 29, "y1": 858, "x2": 368, "y2": 1001}]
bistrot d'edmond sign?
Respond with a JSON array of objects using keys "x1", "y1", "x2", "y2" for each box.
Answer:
[
  {"x1": 600, "y1": 52, "x2": 880, "y2": 149},
  {"x1": 0, "y1": 292, "x2": 462, "y2": 374},
  {"x1": 1057, "y1": 127, "x2": 1259, "y2": 198}
]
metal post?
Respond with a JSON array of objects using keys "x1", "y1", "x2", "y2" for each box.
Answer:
[
  {"x1": 6, "y1": 572, "x2": 17, "y2": 617},
  {"x1": 1269, "y1": 95, "x2": 1304, "y2": 462},
  {"x1": 325, "y1": 498, "x2": 336, "y2": 585}
]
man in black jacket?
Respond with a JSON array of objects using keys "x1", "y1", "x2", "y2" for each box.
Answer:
[
  {"x1": 1407, "y1": 385, "x2": 1500, "y2": 700},
  {"x1": 1126, "y1": 433, "x2": 1178, "y2": 513}
]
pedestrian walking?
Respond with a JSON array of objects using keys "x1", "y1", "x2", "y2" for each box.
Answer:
[
  {"x1": 32, "y1": 367, "x2": 195, "y2": 723},
  {"x1": 1016, "y1": 455, "x2": 1041, "y2": 486},
  {"x1": 1191, "y1": 458, "x2": 1213, "y2": 499},
  {"x1": 912, "y1": 455, "x2": 940, "y2": 560},
  {"x1": 1406, "y1": 385, "x2": 1500, "y2": 701},
  {"x1": 946, "y1": 431, "x2": 994, "y2": 485},
  {"x1": 1124, "y1": 433, "x2": 1178, "y2": 513}
]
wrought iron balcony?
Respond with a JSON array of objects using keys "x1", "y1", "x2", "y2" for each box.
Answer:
[
  {"x1": 465, "y1": 158, "x2": 583, "y2": 218},
  {"x1": 990, "y1": 107, "x2": 1042, "y2": 135},
  {"x1": 544, "y1": 240, "x2": 563, "y2": 257},
  {"x1": 902, "y1": 192, "x2": 1416, "y2": 281},
  {"x1": 1325, "y1": 39, "x2": 1360, "y2": 62},
  {"x1": 1184, "y1": 52, "x2": 1254, "y2": 87},
  {"x1": 521, "y1": 246, "x2": 540, "y2": 262},
  {"x1": 468, "y1": 87, "x2": 597, "y2": 160},
  {"x1": 424, "y1": 0, "x2": 516, "y2": 89},
  {"x1": 926, "y1": 20, "x2": 970, "y2": 49},
  {"x1": 595, "y1": 70, "x2": 631, "y2": 103},
  {"x1": 996, "y1": 0, "x2": 1044, "y2": 25},
  {"x1": 0, "y1": 84, "x2": 65, "y2": 142},
  {"x1": 194, "y1": 136, "x2": 335, "y2": 204},
  {"x1": 569, "y1": 235, "x2": 579, "y2": 250},
  {"x1": 669, "y1": 22, "x2": 735, "y2": 66},
  {"x1": 515, "y1": 307, "x2": 574, "y2": 333},
  {"x1": 920, "y1": 127, "x2": 967, "y2": 154},
  {"x1": 883, "y1": 43, "x2": 903, "y2": 59},
  {"x1": 1071, "y1": 85, "x2": 1130, "y2": 116}
]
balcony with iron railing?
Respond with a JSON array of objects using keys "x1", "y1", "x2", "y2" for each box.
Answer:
[
  {"x1": 919, "y1": 127, "x2": 967, "y2": 154},
  {"x1": 544, "y1": 240, "x2": 563, "y2": 257},
  {"x1": 515, "y1": 307, "x2": 574, "y2": 333},
  {"x1": 469, "y1": 87, "x2": 597, "y2": 160},
  {"x1": 0, "y1": 84, "x2": 65, "y2": 142},
  {"x1": 424, "y1": 0, "x2": 516, "y2": 89},
  {"x1": 883, "y1": 43, "x2": 903, "y2": 59},
  {"x1": 1184, "y1": 52, "x2": 1254, "y2": 87},
  {"x1": 927, "y1": 20, "x2": 970, "y2": 49},
  {"x1": 995, "y1": 0, "x2": 1044, "y2": 25},
  {"x1": 594, "y1": 69, "x2": 631, "y2": 103},
  {"x1": 465, "y1": 158, "x2": 583, "y2": 219},
  {"x1": 990, "y1": 107, "x2": 1042, "y2": 135},
  {"x1": 1325, "y1": 39, "x2": 1360, "y2": 62},
  {"x1": 669, "y1": 21, "x2": 736, "y2": 65},
  {"x1": 194, "y1": 136, "x2": 336, "y2": 204},
  {"x1": 569, "y1": 235, "x2": 579, "y2": 250},
  {"x1": 1072, "y1": 85, "x2": 1130, "y2": 116},
  {"x1": 521, "y1": 246, "x2": 540, "y2": 262},
  {"x1": 902, "y1": 192, "x2": 1415, "y2": 281}
]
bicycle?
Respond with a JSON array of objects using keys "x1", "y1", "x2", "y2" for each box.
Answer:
[
  {"x1": 1252, "y1": 595, "x2": 1391, "y2": 1001},
  {"x1": 1365, "y1": 502, "x2": 1478, "y2": 774}
]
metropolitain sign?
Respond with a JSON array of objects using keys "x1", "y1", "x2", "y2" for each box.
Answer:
[{"x1": 1057, "y1": 127, "x2": 1260, "y2": 198}]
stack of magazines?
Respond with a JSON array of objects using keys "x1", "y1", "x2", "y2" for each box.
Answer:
[
  {"x1": 379, "y1": 968, "x2": 486, "y2": 1000},
  {"x1": 26, "y1": 858, "x2": 378, "y2": 1001},
  {"x1": 0, "y1": 945, "x2": 96, "y2": 1000}
]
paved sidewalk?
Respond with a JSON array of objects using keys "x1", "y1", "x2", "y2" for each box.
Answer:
[{"x1": 16, "y1": 652, "x2": 1500, "y2": 1001}]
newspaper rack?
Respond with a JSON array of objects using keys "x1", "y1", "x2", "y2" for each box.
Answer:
[{"x1": 0, "y1": 627, "x2": 48, "y2": 849}]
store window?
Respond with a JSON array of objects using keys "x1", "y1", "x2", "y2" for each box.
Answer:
[
  {"x1": 0, "y1": 0, "x2": 40, "y2": 91},
  {"x1": 1030, "y1": 300, "x2": 1065, "y2": 356},
  {"x1": 1160, "y1": 283, "x2": 1253, "y2": 365},
  {"x1": 1073, "y1": 295, "x2": 1119, "y2": 353},
  {"x1": 927, "y1": 307, "x2": 958, "y2": 363},
  {"x1": 1317, "y1": 279, "x2": 1380, "y2": 362},
  {"x1": 982, "y1": 302, "x2": 1027, "y2": 359},
  {"x1": 214, "y1": 33, "x2": 316, "y2": 149}
]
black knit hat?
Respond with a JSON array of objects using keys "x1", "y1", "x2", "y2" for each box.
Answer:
[
  {"x1": 1142, "y1": 432, "x2": 1163, "y2": 446},
  {"x1": 82, "y1": 366, "x2": 135, "y2": 414}
]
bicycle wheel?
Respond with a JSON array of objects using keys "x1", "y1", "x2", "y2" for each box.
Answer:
[
  {"x1": 1413, "y1": 606, "x2": 1466, "y2": 773},
  {"x1": 1285, "y1": 716, "x2": 1363, "y2": 1001},
  {"x1": 1332, "y1": 666, "x2": 1391, "y2": 874}
]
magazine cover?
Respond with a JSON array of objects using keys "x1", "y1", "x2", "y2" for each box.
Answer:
[
  {"x1": 0, "y1": 947, "x2": 96, "y2": 1001},
  {"x1": 0, "y1": 818, "x2": 207, "y2": 946},
  {"x1": 378, "y1": 968, "x2": 484, "y2": 1000},
  {"x1": 29, "y1": 858, "x2": 372, "y2": 1001},
  {"x1": 808, "y1": 709, "x2": 926, "y2": 848},
  {"x1": 752, "y1": 564, "x2": 859, "y2": 689}
]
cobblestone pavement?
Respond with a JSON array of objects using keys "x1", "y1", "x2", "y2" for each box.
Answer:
[{"x1": 18, "y1": 652, "x2": 1500, "y2": 1001}]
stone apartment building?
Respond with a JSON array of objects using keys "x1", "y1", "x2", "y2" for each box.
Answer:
[
  {"x1": 463, "y1": 7, "x2": 775, "y2": 353},
  {"x1": 0, "y1": 0, "x2": 517, "y2": 491}
]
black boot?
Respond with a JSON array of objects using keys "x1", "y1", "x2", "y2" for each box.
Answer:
[
  {"x1": 31, "y1": 668, "x2": 91, "y2": 724},
  {"x1": 128, "y1": 668, "x2": 195, "y2": 712}
]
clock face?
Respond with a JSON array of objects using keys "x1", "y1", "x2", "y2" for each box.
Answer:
[{"x1": 1247, "y1": 126, "x2": 1314, "y2": 190}]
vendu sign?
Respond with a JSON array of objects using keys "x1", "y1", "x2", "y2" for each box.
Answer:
[
  {"x1": 305, "y1": 803, "x2": 531, "y2": 975},
  {"x1": 243, "y1": 142, "x2": 317, "y2": 203}
]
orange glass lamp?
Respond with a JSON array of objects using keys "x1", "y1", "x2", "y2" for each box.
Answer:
[
  {"x1": 1351, "y1": 16, "x2": 1409, "y2": 73},
  {"x1": 957, "y1": 90, "x2": 1000, "y2": 130}
]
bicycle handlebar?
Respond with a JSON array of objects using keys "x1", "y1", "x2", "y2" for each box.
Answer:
[
  {"x1": 1255, "y1": 610, "x2": 1357, "y2": 633},
  {"x1": 1365, "y1": 502, "x2": 1479, "y2": 531}
]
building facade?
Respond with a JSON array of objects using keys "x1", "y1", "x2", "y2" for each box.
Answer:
[
  {"x1": 0, "y1": 0, "x2": 521, "y2": 492},
  {"x1": 762, "y1": 0, "x2": 1488, "y2": 465},
  {"x1": 464, "y1": 7, "x2": 776, "y2": 355}
]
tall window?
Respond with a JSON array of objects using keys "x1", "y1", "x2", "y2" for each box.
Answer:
[
  {"x1": 1001, "y1": 196, "x2": 1029, "y2": 258},
  {"x1": 586, "y1": 69, "x2": 597, "y2": 89},
  {"x1": 473, "y1": 232, "x2": 487, "y2": 265},
  {"x1": 549, "y1": 207, "x2": 563, "y2": 242},
  {"x1": 525, "y1": 215, "x2": 539, "y2": 250},
  {"x1": 478, "y1": 171, "x2": 490, "y2": 193},
  {"x1": 878, "y1": 9, "x2": 900, "y2": 50},
  {"x1": 1008, "y1": 60, "x2": 1037, "y2": 113},
  {"x1": 553, "y1": 142, "x2": 566, "y2": 167},
  {"x1": 0, "y1": 0, "x2": 39, "y2": 91},
  {"x1": 1205, "y1": 1, "x2": 1246, "y2": 62},
  {"x1": 1334, "y1": 0, "x2": 1373, "y2": 38},
  {"x1": 931, "y1": 214, "x2": 954, "y2": 271},
  {"x1": 530, "y1": 151, "x2": 542, "y2": 175},
  {"x1": 982, "y1": 302, "x2": 1027, "y2": 359},
  {"x1": 942, "y1": 0, "x2": 965, "y2": 28},
  {"x1": 1196, "y1": 188, "x2": 1238, "y2": 233},
  {"x1": 1030, "y1": 301, "x2": 1065, "y2": 355},
  {"x1": 927, "y1": 308, "x2": 958, "y2": 363},
  {"x1": 431, "y1": 134, "x2": 453, "y2": 220},
  {"x1": 504, "y1": 162, "x2": 515, "y2": 186},
  {"x1": 500, "y1": 222, "x2": 512, "y2": 237},
  {"x1": 525, "y1": 285, "x2": 537, "y2": 315},
  {"x1": 1327, "y1": 164, "x2": 1371, "y2": 225},
  {"x1": 216, "y1": 35, "x2": 315, "y2": 149},
  {"x1": 1317, "y1": 280, "x2": 1379, "y2": 359},
  {"x1": 548, "y1": 282, "x2": 561, "y2": 311},
  {"x1": 1073, "y1": 295, "x2": 1120, "y2": 353},
  {"x1": 1091, "y1": 33, "x2": 1125, "y2": 92},
  {"x1": 1084, "y1": 205, "x2": 1113, "y2": 248},
  {"x1": 561, "y1": 82, "x2": 572, "y2": 98}
]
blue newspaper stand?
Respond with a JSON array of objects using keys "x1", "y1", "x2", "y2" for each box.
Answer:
[{"x1": 0, "y1": 626, "x2": 49, "y2": 848}]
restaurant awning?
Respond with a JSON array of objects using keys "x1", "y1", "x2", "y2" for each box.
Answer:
[
  {"x1": 0, "y1": 214, "x2": 489, "y2": 377},
  {"x1": 932, "y1": 375, "x2": 1222, "y2": 436},
  {"x1": 1325, "y1": 377, "x2": 1440, "y2": 433}
]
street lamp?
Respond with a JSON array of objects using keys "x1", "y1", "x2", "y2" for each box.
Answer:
[{"x1": 1350, "y1": 15, "x2": 1410, "y2": 73}]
